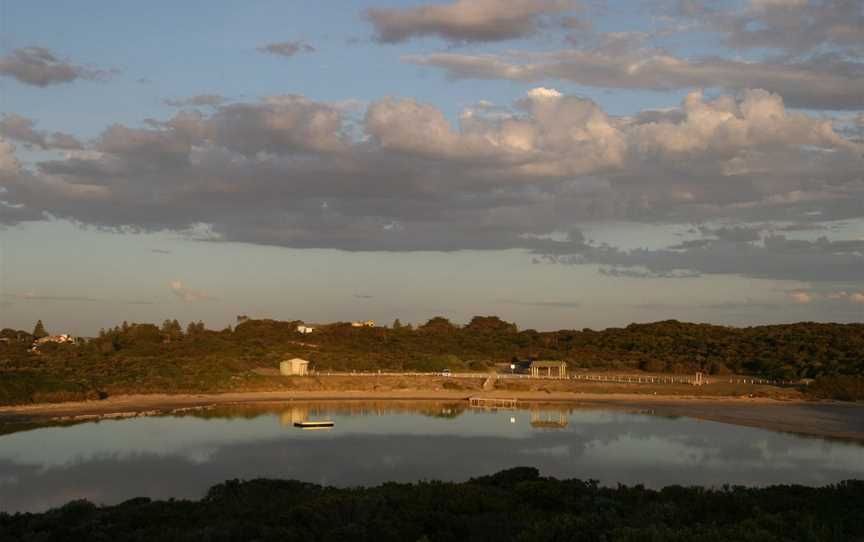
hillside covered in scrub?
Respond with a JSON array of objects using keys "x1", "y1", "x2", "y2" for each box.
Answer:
[{"x1": 1, "y1": 317, "x2": 863, "y2": 405}]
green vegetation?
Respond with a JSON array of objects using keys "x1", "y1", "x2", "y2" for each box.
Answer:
[
  {"x1": 31, "y1": 320, "x2": 48, "y2": 340},
  {"x1": 2, "y1": 467, "x2": 862, "y2": 541},
  {"x1": 805, "y1": 376, "x2": 864, "y2": 402},
  {"x1": 1, "y1": 316, "x2": 863, "y2": 405}
]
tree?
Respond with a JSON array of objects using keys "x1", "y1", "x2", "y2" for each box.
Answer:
[
  {"x1": 186, "y1": 321, "x2": 206, "y2": 336},
  {"x1": 465, "y1": 316, "x2": 517, "y2": 334},
  {"x1": 161, "y1": 319, "x2": 183, "y2": 341},
  {"x1": 392, "y1": 319, "x2": 402, "y2": 330},
  {"x1": 419, "y1": 316, "x2": 456, "y2": 333},
  {"x1": 32, "y1": 320, "x2": 48, "y2": 339}
]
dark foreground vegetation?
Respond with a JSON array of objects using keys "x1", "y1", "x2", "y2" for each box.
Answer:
[
  {"x1": 2, "y1": 468, "x2": 862, "y2": 541},
  {"x1": 2, "y1": 317, "x2": 863, "y2": 405}
]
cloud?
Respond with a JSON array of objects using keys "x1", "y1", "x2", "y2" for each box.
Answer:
[
  {"x1": 0, "y1": 114, "x2": 83, "y2": 150},
  {"x1": 257, "y1": 41, "x2": 315, "y2": 57},
  {"x1": 0, "y1": 138, "x2": 20, "y2": 173},
  {"x1": 802, "y1": 289, "x2": 864, "y2": 305},
  {"x1": 354, "y1": 294, "x2": 375, "y2": 299},
  {"x1": 682, "y1": 0, "x2": 864, "y2": 56},
  {"x1": 0, "y1": 47, "x2": 112, "y2": 87},
  {"x1": 395, "y1": 0, "x2": 864, "y2": 110},
  {"x1": 149, "y1": 248, "x2": 173, "y2": 254},
  {"x1": 163, "y1": 95, "x2": 225, "y2": 107},
  {"x1": 169, "y1": 281, "x2": 214, "y2": 302},
  {"x1": 788, "y1": 291, "x2": 812, "y2": 304},
  {"x1": 367, "y1": 0, "x2": 577, "y2": 43},
  {"x1": 599, "y1": 267, "x2": 700, "y2": 279},
  {"x1": 547, "y1": 234, "x2": 864, "y2": 283},
  {"x1": 406, "y1": 50, "x2": 864, "y2": 110},
  {"x1": 0, "y1": 88, "x2": 861, "y2": 286}
]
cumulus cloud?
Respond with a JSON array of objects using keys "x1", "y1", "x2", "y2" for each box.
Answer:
[
  {"x1": 407, "y1": 49, "x2": 864, "y2": 110},
  {"x1": 169, "y1": 281, "x2": 214, "y2": 302},
  {"x1": 367, "y1": 0, "x2": 577, "y2": 43},
  {"x1": 257, "y1": 41, "x2": 315, "y2": 57},
  {"x1": 0, "y1": 114, "x2": 83, "y2": 150},
  {"x1": 0, "y1": 47, "x2": 112, "y2": 87},
  {"x1": 0, "y1": 88, "x2": 861, "y2": 285}
]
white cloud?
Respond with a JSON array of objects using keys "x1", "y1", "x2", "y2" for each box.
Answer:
[
  {"x1": 788, "y1": 291, "x2": 813, "y2": 304},
  {"x1": 526, "y1": 86, "x2": 562, "y2": 99},
  {"x1": 169, "y1": 281, "x2": 214, "y2": 303},
  {"x1": 367, "y1": 0, "x2": 577, "y2": 43}
]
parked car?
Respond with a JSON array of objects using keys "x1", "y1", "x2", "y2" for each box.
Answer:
[{"x1": 441, "y1": 368, "x2": 452, "y2": 377}]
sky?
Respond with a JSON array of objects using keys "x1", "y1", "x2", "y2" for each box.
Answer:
[{"x1": 0, "y1": 0, "x2": 862, "y2": 335}]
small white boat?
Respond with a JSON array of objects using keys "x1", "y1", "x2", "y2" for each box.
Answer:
[{"x1": 294, "y1": 420, "x2": 334, "y2": 429}]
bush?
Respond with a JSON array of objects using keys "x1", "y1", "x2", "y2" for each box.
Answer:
[
  {"x1": 805, "y1": 377, "x2": 864, "y2": 401},
  {"x1": 2, "y1": 470, "x2": 862, "y2": 541}
]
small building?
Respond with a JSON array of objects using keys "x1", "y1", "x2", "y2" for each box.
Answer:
[
  {"x1": 529, "y1": 360, "x2": 567, "y2": 379},
  {"x1": 350, "y1": 320, "x2": 375, "y2": 328},
  {"x1": 280, "y1": 358, "x2": 310, "y2": 376},
  {"x1": 296, "y1": 325, "x2": 315, "y2": 334},
  {"x1": 35, "y1": 334, "x2": 76, "y2": 345}
]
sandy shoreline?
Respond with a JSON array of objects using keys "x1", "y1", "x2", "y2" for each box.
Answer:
[{"x1": 1, "y1": 389, "x2": 863, "y2": 442}]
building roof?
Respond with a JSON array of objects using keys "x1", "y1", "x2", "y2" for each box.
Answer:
[{"x1": 286, "y1": 358, "x2": 309, "y2": 364}]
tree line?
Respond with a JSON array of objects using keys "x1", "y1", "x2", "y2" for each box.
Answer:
[
  {"x1": 2, "y1": 467, "x2": 862, "y2": 541},
  {"x1": 2, "y1": 316, "x2": 863, "y2": 405}
]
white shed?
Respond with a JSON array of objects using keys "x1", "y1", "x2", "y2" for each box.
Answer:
[{"x1": 280, "y1": 358, "x2": 310, "y2": 376}]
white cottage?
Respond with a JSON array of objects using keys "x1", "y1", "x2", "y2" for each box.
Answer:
[{"x1": 280, "y1": 358, "x2": 310, "y2": 376}]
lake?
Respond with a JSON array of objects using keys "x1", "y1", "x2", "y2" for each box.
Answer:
[{"x1": 2, "y1": 401, "x2": 863, "y2": 512}]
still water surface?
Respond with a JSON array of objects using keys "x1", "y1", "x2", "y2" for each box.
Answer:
[{"x1": 2, "y1": 401, "x2": 863, "y2": 512}]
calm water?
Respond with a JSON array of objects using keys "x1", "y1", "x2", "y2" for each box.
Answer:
[{"x1": 2, "y1": 401, "x2": 864, "y2": 512}]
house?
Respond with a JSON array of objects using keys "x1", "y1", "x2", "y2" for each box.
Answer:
[
  {"x1": 529, "y1": 360, "x2": 567, "y2": 379},
  {"x1": 280, "y1": 358, "x2": 310, "y2": 376},
  {"x1": 35, "y1": 334, "x2": 76, "y2": 345},
  {"x1": 350, "y1": 320, "x2": 375, "y2": 328},
  {"x1": 296, "y1": 325, "x2": 315, "y2": 334},
  {"x1": 29, "y1": 334, "x2": 78, "y2": 353}
]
